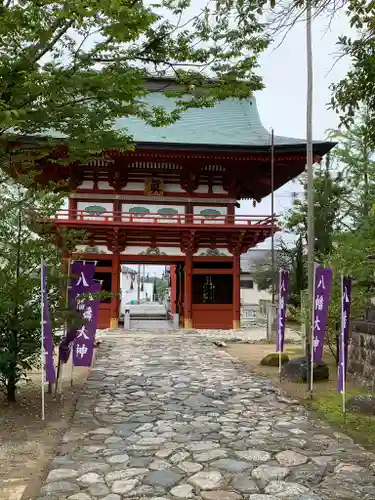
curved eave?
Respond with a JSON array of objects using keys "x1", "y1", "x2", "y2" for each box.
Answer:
[
  {"x1": 133, "y1": 140, "x2": 337, "y2": 157},
  {"x1": 4, "y1": 135, "x2": 337, "y2": 158}
]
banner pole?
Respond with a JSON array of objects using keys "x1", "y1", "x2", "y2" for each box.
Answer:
[
  {"x1": 277, "y1": 269, "x2": 282, "y2": 382},
  {"x1": 70, "y1": 359, "x2": 74, "y2": 387},
  {"x1": 41, "y1": 258, "x2": 45, "y2": 421},
  {"x1": 341, "y1": 275, "x2": 346, "y2": 418},
  {"x1": 309, "y1": 262, "x2": 317, "y2": 399},
  {"x1": 55, "y1": 258, "x2": 71, "y2": 398}
]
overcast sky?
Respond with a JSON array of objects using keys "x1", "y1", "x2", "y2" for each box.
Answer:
[
  {"x1": 239, "y1": 8, "x2": 351, "y2": 249},
  {"x1": 129, "y1": 9, "x2": 352, "y2": 275}
]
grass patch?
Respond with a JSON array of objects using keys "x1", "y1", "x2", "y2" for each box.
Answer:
[{"x1": 308, "y1": 389, "x2": 375, "y2": 448}]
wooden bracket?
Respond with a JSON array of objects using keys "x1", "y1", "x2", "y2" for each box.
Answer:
[{"x1": 180, "y1": 230, "x2": 200, "y2": 255}]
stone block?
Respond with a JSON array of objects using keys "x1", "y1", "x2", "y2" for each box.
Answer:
[
  {"x1": 281, "y1": 357, "x2": 329, "y2": 383},
  {"x1": 347, "y1": 395, "x2": 375, "y2": 415},
  {"x1": 260, "y1": 353, "x2": 289, "y2": 367}
]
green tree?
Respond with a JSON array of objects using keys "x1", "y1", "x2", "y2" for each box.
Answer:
[
  {"x1": 0, "y1": 173, "x2": 79, "y2": 401},
  {"x1": 329, "y1": 113, "x2": 375, "y2": 229},
  {"x1": 323, "y1": 220, "x2": 375, "y2": 361},
  {"x1": 0, "y1": 0, "x2": 269, "y2": 163},
  {"x1": 252, "y1": 236, "x2": 306, "y2": 310},
  {"x1": 283, "y1": 155, "x2": 346, "y2": 260},
  {"x1": 330, "y1": 0, "x2": 375, "y2": 147}
]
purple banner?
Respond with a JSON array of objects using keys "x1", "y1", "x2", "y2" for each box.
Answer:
[
  {"x1": 276, "y1": 269, "x2": 289, "y2": 353},
  {"x1": 73, "y1": 281, "x2": 101, "y2": 367},
  {"x1": 59, "y1": 261, "x2": 96, "y2": 364},
  {"x1": 338, "y1": 277, "x2": 352, "y2": 393},
  {"x1": 42, "y1": 261, "x2": 56, "y2": 384},
  {"x1": 313, "y1": 266, "x2": 333, "y2": 361}
]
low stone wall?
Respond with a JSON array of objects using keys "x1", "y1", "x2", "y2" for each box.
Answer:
[{"x1": 348, "y1": 325, "x2": 375, "y2": 389}]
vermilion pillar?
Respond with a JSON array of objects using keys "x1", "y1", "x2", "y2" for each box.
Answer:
[
  {"x1": 170, "y1": 265, "x2": 177, "y2": 315},
  {"x1": 68, "y1": 197, "x2": 77, "y2": 218},
  {"x1": 110, "y1": 252, "x2": 121, "y2": 328},
  {"x1": 178, "y1": 264, "x2": 184, "y2": 326},
  {"x1": 233, "y1": 253, "x2": 241, "y2": 329},
  {"x1": 184, "y1": 253, "x2": 193, "y2": 328}
]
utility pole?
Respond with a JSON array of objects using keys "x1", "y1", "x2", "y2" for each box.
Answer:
[
  {"x1": 306, "y1": 0, "x2": 314, "y2": 397},
  {"x1": 268, "y1": 128, "x2": 276, "y2": 343},
  {"x1": 137, "y1": 264, "x2": 141, "y2": 304}
]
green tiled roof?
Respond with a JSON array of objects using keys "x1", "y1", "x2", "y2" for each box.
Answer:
[{"x1": 114, "y1": 93, "x2": 306, "y2": 147}]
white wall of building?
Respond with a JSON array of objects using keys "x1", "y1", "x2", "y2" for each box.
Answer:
[
  {"x1": 240, "y1": 277, "x2": 272, "y2": 305},
  {"x1": 120, "y1": 271, "x2": 154, "y2": 314}
]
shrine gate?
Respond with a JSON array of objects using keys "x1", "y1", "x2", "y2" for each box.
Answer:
[{"x1": 17, "y1": 78, "x2": 335, "y2": 329}]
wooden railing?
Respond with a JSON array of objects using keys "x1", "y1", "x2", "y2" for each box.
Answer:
[{"x1": 52, "y1": 210, "x2": 276, "y2": 227}]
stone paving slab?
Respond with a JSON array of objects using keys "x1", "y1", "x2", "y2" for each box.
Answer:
[
  {"x1": 36, "y1": 332, "x2": 375, "y2": 500},
  {"x1": 97, "y1": 327, "x2": 301, "y2": 344}
]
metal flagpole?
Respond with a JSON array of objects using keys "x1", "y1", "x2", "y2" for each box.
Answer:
[
  {"x1": 278, "y1": 269, "x2": 282, "y2": 382},
  {"x1": 41, "y1": 258, "x2": 45, "y2": 421},
  {"x1": 341, "y1": 275, "x2": 346, "y2": 417},
  {"x1": 310, "y1": 262, "x2": 317, "y2": 398},
  {"x1": 55, "y1": 258, "x2": 71, "y2": 398},
  {"x1": 70, "y1": 354, "x2": 74, "y2": 387}
]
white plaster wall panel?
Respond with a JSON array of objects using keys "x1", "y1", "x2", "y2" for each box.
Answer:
[
  {"x1": 240, "y1": 284, "x2": 272, "y2": 305},
  {"x1": 120, "y1": 246, "x2": 183, "y2": 256},
  {"x1": 120, "y1": 283, "x2": 154, "y2": 313},
  {"x1": 77, "y1": 180, "x2": 94, "y2": 189},
  {"x1": 193, "y1": 205, "x2": 228, "y2": 224},
  {"x1": 121, "y1": 246, "x2": 148, "y2": 255},
  {"x1": 158, "y1": 247, "x2": 183, "y2": 256},
  {"x1": 75, "y1": 245, "x2": 113, "y2": 254},
  {"x1": 164, "y1": 183, "x2": 185, "y2": 193},
  {"x1": 98, "y1": 181, "x2": 113, "y2": 190},
  {"x1": 194, "y1": 248, "x2": 231, "y2": 257},
  {"x1": 121, "y1": 203, "x2": 185, "y2": 224},
  {"x1": 123, "y1": 182, "x2": 144, "y2": 191},
  {"x1": 77, "y1": 201, "x2": 114, "y2": 221},
  {"x1": 195, "y1": 185, "x2": 208, "y2": 193},
  {"x1": 212, "y1": 185, "x2": 227, "y2": 194}
]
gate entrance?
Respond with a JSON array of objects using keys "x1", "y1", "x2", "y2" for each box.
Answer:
[{"x1": 23, "y1": 78, "x2": 334, "y2": 329}]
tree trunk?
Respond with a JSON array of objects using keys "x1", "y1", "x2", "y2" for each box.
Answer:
[{"x1": 6, "y1": 370, "x2": 16, "y2": 402}]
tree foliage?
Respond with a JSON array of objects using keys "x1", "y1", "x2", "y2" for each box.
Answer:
[
  {"x1": 323, "y1": 220, "x2": 375, "y2": 360},
  {"x1": 329, "y1": 115, "x2": 375, "y2": 229},
  {"x1": 0, "y1": 174, "x2": 80, "y2": 401},
  {"x1": 0, "y1": 0, "x2": 269, "y2": 161},
  {"x1": 283, "y1": 155, "x2": 347, "y2": 260},
  {"x1": 330, "y1": 0, "x2": 375, "y2": 145},
  {"x1": 251, "y1": 237, "x2": 306, "y2": 310}
]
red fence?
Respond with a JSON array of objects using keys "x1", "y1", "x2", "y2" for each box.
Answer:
[{"x1": 52, "y1": 210, "x2": 276, "y2": 227}]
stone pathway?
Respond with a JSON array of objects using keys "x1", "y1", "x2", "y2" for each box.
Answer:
[{"x1": 37, "y1": 332, "x2": 375, "y2": 500}]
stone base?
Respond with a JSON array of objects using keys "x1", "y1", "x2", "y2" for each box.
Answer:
[
  {"x1": 110, "y1": 317, "x2": 119, "y2": 329},
  {"x1": 233, "y1": 319, "x2": 240, "y2": 330},
  {"x1": 281, "y1": 356, "x2": 329, "y2": 383},
  {"x1": 184, "y1": 317, "x2": 192, "y2": 329}
]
